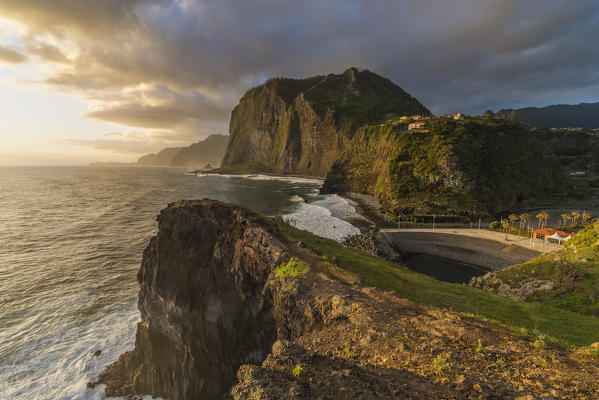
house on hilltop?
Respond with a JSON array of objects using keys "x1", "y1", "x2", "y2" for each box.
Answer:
[{"x1": 408, "y1": 122, "x2": 426, "y2": 130}]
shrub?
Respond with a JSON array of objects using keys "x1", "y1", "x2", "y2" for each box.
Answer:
[
  {"x1": 433, "y1": 355, "x2": 450, "y2": 377},
  {"x1": 292, "y1": 364, "x2": 305, "y2": 377},
  {"x1": 533, "y1": 335, "x2": 547, "y2": 349},
  {"x1": 489, "y1": 221, "x2": 500, "y2": 230},
  {"x1": 275, "y1": 257, "x2": 310, "y2": 277},
  {"x1": 475, "y1": 338, "x2": 486, "y2": 355}
]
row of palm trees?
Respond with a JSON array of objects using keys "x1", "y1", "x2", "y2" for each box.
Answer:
[
  {"x1": 500, "y1": 210, "x2": 594, "y2": 234},
  {"x1": 559, "y1": 210, "x2": 593, "y2": 227}
]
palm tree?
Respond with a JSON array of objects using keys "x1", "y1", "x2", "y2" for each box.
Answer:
[
  {"x1": 500, "y1": 218, "x2": 510, "y2": 240},
  {"x1": 560, "y1": 213, "x2": 571, "y2": 227},
  {"x1": 541, "y1": 211, "x2": 550, "y2": 228},
  {"x1": 582, "y1": 211, "x2": 593, "y2": 225},
  {"x1": 519, "y1": 213, "x2": 529, "y2": 231},
  {"x1": 535, "y1": 211, "x2": 545, "y2": 229},
  {"x1": 508, "y1": 214, "x2": 518, "y2": 231},
  {"x1": 572, "y1": 211, "x2": 581, "y2": 225},
  {"x1": 536, "y1": 211, "x2": 549, "y2": 229}
]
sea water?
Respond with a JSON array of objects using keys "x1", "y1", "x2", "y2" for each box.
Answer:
[{"x1": 0, "y1": 166, "x2": 367, "y2": 399}]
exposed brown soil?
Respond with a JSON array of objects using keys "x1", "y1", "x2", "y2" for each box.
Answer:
[{"x1": 233, "y1": 242, "x2": 599, "y2": 399}]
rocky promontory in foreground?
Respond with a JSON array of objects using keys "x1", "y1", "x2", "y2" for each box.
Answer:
[
  {"x1": 220, "y1": 68, "x2": 430, "y2": 176},
  {"x1": 96, "y1": 200, "x2": 599, "y2": 399}
]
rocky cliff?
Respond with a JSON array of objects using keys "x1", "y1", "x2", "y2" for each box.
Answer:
[
  {"x1": 322, "y1": 117, "x2": 581, "y2": 215},
  {"x1": 220, "y1": 68, "x2": 430, "y2": 176},
  {"x1": 137, "y1": 134, "x2": 228, "y2": 167},
  {"x1": 96, "y1": 200, "x2": 599, "y2": 399}
]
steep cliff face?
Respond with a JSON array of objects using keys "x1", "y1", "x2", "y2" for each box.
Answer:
[
  {"x1": 221, "y1": 68, "x2": 430, "y2": 177},
  {"x1": 97, "y1": 200, "x2": 287, "y2": 399},
  {"x1": 136, "y1": 134, "x2": 228, "y2": 167},
  {"x1": 323, "y1": 117, "x2": 579, "y2": 215},
  {"x1": 97, "y1": 200, "x2": 599, "y2": 399}
]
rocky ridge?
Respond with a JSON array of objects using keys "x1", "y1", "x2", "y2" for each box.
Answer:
[
  {"x1": 96, "y1": 200, "x2": 599, "y2": 399},
  {"x1": 342, "y1": 229, "x2": 401, "y2": 263},
  {"x1": 220, "y1": 68, "x2": 430, "y2": 177}
]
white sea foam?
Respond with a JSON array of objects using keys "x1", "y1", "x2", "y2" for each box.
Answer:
[
  {"x1": 197, "y1": 173, "x2": 324, "y2": 185},
  {"x1": 283, "y1": 194, "x2": 371, "y2": 242}
]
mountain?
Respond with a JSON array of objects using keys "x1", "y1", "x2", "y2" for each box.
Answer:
[
  {"x1": 168, "y1": 134, "x2": 228, "y2": 167},
  {"x1": 137, "y1": 147, "x2": 183, "y2": 166},
  {"x1": 220, "y1": 68, "x2": 430, "y2": 176},
  {"x1": 136, "y1": 134, "x2": 228, "y2": 167},
  {"x1": 322, "y1": 117, "x2": 583, "y2": 215},
  {"x1": 497, "y1": 102, "x2": 599, "y2": 128}
]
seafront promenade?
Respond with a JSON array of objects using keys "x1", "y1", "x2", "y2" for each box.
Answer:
[{"x1": 380, "y1": 227, "x2": 561, "y2": 254}]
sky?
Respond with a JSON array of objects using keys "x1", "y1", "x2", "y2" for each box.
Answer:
[{"x1": 0, "y1": 0, "x2": 598, "y2": 165}]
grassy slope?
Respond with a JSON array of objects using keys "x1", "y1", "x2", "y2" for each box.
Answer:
[
  {"x1": 271, "y1": 219, "x2": 599, "y2": 348},
  {"x1": 324, "y1": 117, "x2": 585, "y2": 216},
  {"x1": 497, "y1": 222, "x2": 599, "y2": 316}
]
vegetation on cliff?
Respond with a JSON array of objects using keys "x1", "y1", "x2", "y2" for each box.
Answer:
[
  {"x1": 272, "y1": 218, "x2": 599, "y2": 348},
  {"x1": 323, "y1": 117, "x2": 584, "y2": 215},
  {"x1": 99, "y1": 201, "x2": 599, "y2": 399},
  {"x1": 221, "y1": 68, "x2": 430, "y2": 176},
  {"x1": 471, "y1": 222, "x2": 599, "y2": 317}
]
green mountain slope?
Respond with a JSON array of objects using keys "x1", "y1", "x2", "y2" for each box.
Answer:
[
  {"x1": 323, "y1": 117, "x2": 582, "y2": 215},
  {"x1": 220, "y1": 68, "x2": 430, "y2": 176},
  {"x1": 471, "y1": 222, "x2": 599, "y2": 317}
]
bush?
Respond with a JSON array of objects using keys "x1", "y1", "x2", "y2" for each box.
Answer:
[
  {"x1": 489, "y1": 221, "x2": 500, "y2": 230},
  {"x1": 275, "y1": 257, "x2": 310, "y2": 277},
  {"x1": 292, "y1": 364, "x2": 305, "y2": 377},
  {"x1": 433, "y1": 355, "x2": 450, "y2": 377}
]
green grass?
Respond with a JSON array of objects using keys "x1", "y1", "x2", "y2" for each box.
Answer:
[
  {"x1": 271, "y1": 219, "x2": 599, "y2": 348},
  {"x1": 275, "y1": 257, "x2": 310, "y2": 277},
  {"x1": 495, "y1": 222, "x2": 599, "y2": 316}
]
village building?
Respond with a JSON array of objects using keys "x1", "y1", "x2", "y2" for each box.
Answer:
[
  {"x1": 532, "y1": 228, "x2": 575, "y2": 244},
  {"x1": 408, "y1": 122, "x2": 426, "y2": 130}
]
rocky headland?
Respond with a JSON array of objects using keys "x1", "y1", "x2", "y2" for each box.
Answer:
[
  {"x1": 95, "y1": 200, "x2": 599, "y2": 399},
  {"x1": 219, "y1": 68, "x2": 430, "y2": 177}
]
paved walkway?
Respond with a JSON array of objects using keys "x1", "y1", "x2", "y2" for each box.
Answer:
[{"x1": 379, "y1": 228, "x2": 561, "y2": 254}]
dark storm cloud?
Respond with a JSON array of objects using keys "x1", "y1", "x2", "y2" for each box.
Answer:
[{"x1": 3, "y1": 0, "x2": 599, "y2": 151}]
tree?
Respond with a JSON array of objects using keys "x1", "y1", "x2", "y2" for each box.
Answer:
[
  {"x1": 536, "y1": 211, "x2": 549, "y2": 229},
  {"x1": 500, "y1": 218, "x2": 510, "y2": 240},
  {"x1": 508, "y1": 214, "x2": 518, "y2": 231},
  {"x1": 572, "y1": 211, "x2": 581, "y2": 225},
  {"x1": 582, "y1": 211, "x2": 593, "y2": 225},
  {"x1": 541, "y1": 211, "x2": 550, "y2": 228},
  {"x1": 519, "y1": 213, "x2": 529, "y2": 230},
  {"x1": 560, "y1": 213, "x2": 571, "y2": 227},
  {"x1": 483, "y1": 110, "x2": 494, "y2": 119}
]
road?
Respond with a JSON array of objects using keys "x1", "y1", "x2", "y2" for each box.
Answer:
[{"x1": 379, "y1": 228, "x2": 561, "y2": 254}]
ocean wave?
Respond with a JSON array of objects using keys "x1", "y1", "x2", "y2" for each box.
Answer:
[
  {"x1": 196, "y1": 173, "x2": 324, "y2": 185},
  {"x1": 282, "y1": 194, "x2": 370, "y2": 242}
]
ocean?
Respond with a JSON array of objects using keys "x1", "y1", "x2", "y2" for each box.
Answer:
[{"x1": 0, "y1": 166, "x2": 369, "y2": 400}]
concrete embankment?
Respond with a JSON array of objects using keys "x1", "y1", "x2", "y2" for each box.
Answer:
[{"x1": 380, "y1": 231, "x2": 541, "y2": 271}]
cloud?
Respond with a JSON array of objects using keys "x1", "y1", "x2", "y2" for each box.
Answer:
[
  {"x1": 2, "y1": 0, "x2": 599, "y2": 149},
  {"x1": 0, "y1": 45, "x2": 26, "y2": 63},
  {"x1": 53, "y1": 130, "x2": 194, "y2": 154}
]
